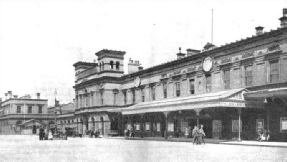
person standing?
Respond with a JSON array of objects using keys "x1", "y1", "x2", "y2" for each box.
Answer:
[
  {"x1": 48, "y1": 130, "x2": 53, "y2": 140},
  {"x1": 199, "y1": 125, "x2": 206, "y2": 144},
  {"x1": 184, "y1": 127, "x2": 189, "y2": 138}
]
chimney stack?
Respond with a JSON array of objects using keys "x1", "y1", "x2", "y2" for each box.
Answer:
[
  {"x1": 279, "y1": 8, "x2": 287, "y2": 28},
  {"x1": 186, "y1": 49, "x2": 201, "y2": 57},
  {"x1": 8, "y1": 91, "x2": 12, "y2": 99},
  {"x1": 13, "y1": 95, "x2": 18, "y2": 99},
  {"x1": 128, "y1": 58, "x2": 141, "y2": 74},
  {"x1": 36, "y1": 93, "x2": 40, "y2": 99},
  {"x1": 5, "y1": 93, "x2": 8, "y2": 100},
  {"x1": 255, "y1": 26, "x2": 264, "y2": 35},
  {"x1": 176, "y1": 47, "x2": 186, "y2": 59},
  {"x1": 0, "y1": 98, "x2": 2, "y2": 103}
]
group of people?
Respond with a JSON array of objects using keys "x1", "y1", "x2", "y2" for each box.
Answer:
[
  {"x1": 124, "y1": 127, "x2": 134, "y2": 138},
  {"x1": 257, "y1": 129, "x2": 270, "y2": 142},
  {"x1": 39, "y1": 128, "x2": 54, "y2": 140},
  {"x1": 191, "y1": 125, "x2": 206, "y2": 145},
  {"x1": 86, "y1": 129, "x2": 102, "y2": 138},
  {"x1": 184, "y1": 125, "x2": 206, "y2": 144}
]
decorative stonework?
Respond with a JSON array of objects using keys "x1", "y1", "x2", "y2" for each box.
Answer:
[
  {"x1": 268, "y1": 44, "x2": 280, "y2": 52},
  {"x1": 173, "y1": 70, "x2": 181, "y2": 76},
  {"x1": 187, "y1": 66, "x2": 196, "y2": 73},
  {"x1": 242, "y1": 52, "x2": 254, "y2": 59},
  {"x1": 220, "y1": 57, "x2": 232, "y2": 64}
]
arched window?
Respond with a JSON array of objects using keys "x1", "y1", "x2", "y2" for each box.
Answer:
[
  {"x1": 116, "y1": 61, "x2": 120, "y2": 70},
  {"x1": 110, "y1": 61, "x2": 114, "y2": 70}
]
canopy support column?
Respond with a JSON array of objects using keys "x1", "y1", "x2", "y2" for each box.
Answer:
[
  {"x1": 237, "y1": 108, "x2": 242, "y2": 142},
  {"x1": 163, "y1": 112, "x2": 170, "y2": 140},
  {"x1": 194, "y1": 109, "x2": 202, "y2": 126},
  {"x1": 140, "y1": 114, "x2": 144, "y2": 138}
]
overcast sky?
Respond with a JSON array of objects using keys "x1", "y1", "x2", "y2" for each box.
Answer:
[{"x1": 0, "y1": 0, "x2": 286, "y2": 106}]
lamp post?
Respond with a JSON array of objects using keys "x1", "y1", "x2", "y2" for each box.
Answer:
[{"x1": 54, "y1": 89, "x2": 58, "y2": 137}]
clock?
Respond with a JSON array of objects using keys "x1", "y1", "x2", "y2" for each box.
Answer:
[
  {"x1": 202, "y1": 56, "x2": 213, "y2": 72},
  {"x1": 134, "y1": 76, "x2": 141, "y2": 88}
]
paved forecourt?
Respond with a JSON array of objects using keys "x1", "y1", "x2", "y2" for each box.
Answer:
[{"x1": 0, "y1": 135, "x2": 286, "y2": 162}]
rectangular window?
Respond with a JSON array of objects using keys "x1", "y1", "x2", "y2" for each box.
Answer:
[
  {"x1": 175, "y1": 82, "x2": 180, "y2": 97},
  {"x1": 206, "y1": 74, "x2": 212, "y2": 93},
  {"x1": 100, "y1": 92, "x2": 104, "y2": 105},
  {"x1": 28, "y1": 106, "x2": 32, "y2": 114},
  {"x1": 38, "y1": 106, "x2": 42, "y2": 114},
  {"x1": 113, "y1": 93, "x2": 117, "y2": 105},
  {"x1": 17, "y1": 106, "x2": 21, "y2": 113},
  {"x1": 189, "y1": 79, "x2": 195, "y2": 95},
  {"x1": 141, "y1": 88, "x2": 145, "y2": 102},
  {"x1": 123, "y1": 91, "x2": 127, "y2": 104},
  {"x1": 270, "y1": 60, "x2": 279, "y2": 83},
  {"x1": 245, "y1": 66, "x2": 253, "y2": 86},
  {"x1": 224, "y1": 70, "x2": 230, "y2": 89},
  {"x1": 151, "y1": 86, "x2": 155, "y2": 100},
  {"x1": 132, "y1": 89, "x2": 135, "y2": 103},
  {"x1": 163, "y1": 82, "x2": 167, "y2": 98}
]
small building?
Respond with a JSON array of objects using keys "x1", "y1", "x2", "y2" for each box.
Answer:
[{"x1": 0, "y1": 91, "x2": 50, "y2": 135}]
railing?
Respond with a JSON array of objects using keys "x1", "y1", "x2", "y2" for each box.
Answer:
[
  {"x1": 76, "y1": 67, "x2": 98, "y2": 80},
  {"x1": 0, "y1": 114, "x2": 55, "y2": 119}
]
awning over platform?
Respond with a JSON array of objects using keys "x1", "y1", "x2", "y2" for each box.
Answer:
[
  {"x1": 119, "y1": 88, "x2": 264, "y2": 115},
  {"x1": 244, "y1": 88, "x2": 287, "y2": 99}
]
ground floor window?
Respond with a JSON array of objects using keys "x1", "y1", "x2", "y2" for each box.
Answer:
[
  {"x1": 135, "y1": 123, "x2": 140, "y2": 131},
  {"x1": 156, "y1": 122, "x2": 161, "y2": 132},
  {"x1": 168, "y1": 122, "x2": 174, "y2": 132},
  {"x1": 256, "y1": 119, "x2": 264, "y2": 132},
  {"x1": 232, "y1": 120, "x2": 242, "y2": 132},
  {"x1": 180, "y1": 122, "x2": 188, "y2": 132},
  {"x1": 280, "y1": 117, "x2": 287, "y2": 132},
  {"x1": 145, "y1": 122, "x2": 150, "y2": 131},
  {"x1": 212, "y1": 120, "x2": 222, "y2": 133}
]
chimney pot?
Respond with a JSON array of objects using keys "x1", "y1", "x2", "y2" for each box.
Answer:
[
  {"x1": 255, "y1": 26, "x2": 264, "y2": 35},
  {"x1": 36, "y1": 93, "x2": 40, "y2": 99},
  {"x1": 280, "y1": 8, "x2": 287, "y2": 28}
]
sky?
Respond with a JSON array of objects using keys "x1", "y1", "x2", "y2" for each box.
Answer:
[{"x1": 0, "y1": 0, "x2": 286, "y2": 106}]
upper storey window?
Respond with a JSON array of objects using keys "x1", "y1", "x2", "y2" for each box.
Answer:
[
  {"x1": 17, "y1": 106, "x2": 21, "y2": 113},
  {"x1": 245, "y1": 66, "x2": 253, "y2": 86},
  {"x1": 28, "y1": 106, "x2": 32, "y2": 114},
  {"x1": 123, "y1": 91, "x2": 127, "y2": 104},
  {"x1": 189, "y1": 79, "x2": 195, "y2": 95},
  {"x1": 163, "y1": 82, "x2": 167, "y2": 99},
  {"x1": 151, "y1": 85, "x2": 155, "y2": 101},
  {"x1": 141, "y1": 88, "x2": 145, "y2": 102},
  {"x1": 224, "y1": 70, "x2": 230, "y2": 89},
  {"x1": 132, "y1": 89, "x2": 135, "y2": 103},
  {"x1": 38, "y1": 106, "x2": 42, "y2": 114},
  {"x1": 116, "y1": 61, "x2": 120, "y2": 70},
  {"x1": 175, "y1": 82, "x2": 180, "y2": 97},
  {"x1": 206, "y1": 74, "x2": 212, "y2": 93},
  {"x1": 269, "y1": 60, "x2": 279, "y2": 83},
  {"x1": 110, "y1": 61, "x2": 114, "y2": 70}
]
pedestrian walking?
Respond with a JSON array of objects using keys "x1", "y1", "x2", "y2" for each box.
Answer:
[{"x1": 192, "y1": 126, "x2": 201, "y2": 145}]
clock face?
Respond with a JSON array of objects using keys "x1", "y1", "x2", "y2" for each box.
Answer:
[
  {"x1": 134, "y1": 76, "x2": 141, "y2": 88},
  {"x1": 203, "y1": 57, "x2": 213, "y2": 72}
]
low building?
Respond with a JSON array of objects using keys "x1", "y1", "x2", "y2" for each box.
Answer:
[{"x1": 0, "y1": 91, "x2": 51, "y2": 135}]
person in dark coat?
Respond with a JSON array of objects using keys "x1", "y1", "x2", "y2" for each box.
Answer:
[{"x1": 192, "y1": 126, "x2": 201, "y2": 145}]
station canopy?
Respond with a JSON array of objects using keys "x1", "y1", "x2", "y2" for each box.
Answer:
[{"x1": 117, "y1": 88, "x2": 264, "y2": 115}]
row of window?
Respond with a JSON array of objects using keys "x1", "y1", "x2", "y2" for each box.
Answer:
[
  {"x1": 99, "y1": 61, "x2": 120, "y2": 71},
  {"x1": 76, "y1": 59, "x2": 281, "y2": 107},
  {"x1": 223, "y1": 60, "x2": 279, "y2": 89},
  {"x1": 16, "y1": 105, "x2": 43, "y2": 114}
]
